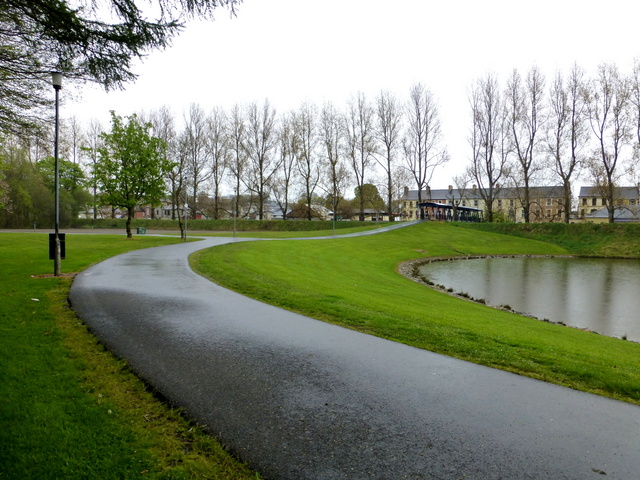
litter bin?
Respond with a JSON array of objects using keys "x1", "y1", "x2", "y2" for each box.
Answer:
[
  {"x1": 136, "y1": 227, "x2": 146, "y2": 234},
  {"x1": 48, "y1": 233, "x2": 66, "y2": 259}
]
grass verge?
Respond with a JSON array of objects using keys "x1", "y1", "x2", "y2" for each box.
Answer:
[
  {"x1": 0, "y1": 233, "x2": 259, "y2": 479},
  {"x1": 191, "y1": 222, "x2": 640, "y2": 405}
]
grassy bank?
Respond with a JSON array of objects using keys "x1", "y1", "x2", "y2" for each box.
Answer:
[
  {"x1": 0, "y1": 233, "x2": 259, "y2": 479},
  {"x1": 192, "y1": 222, "x2": 640, "y2": 405},
  {"x1": 458, "y1": 222, "x2": 640, "y2": 257}
]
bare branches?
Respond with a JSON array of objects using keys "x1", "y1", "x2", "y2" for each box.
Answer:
[
  {"x1": 403, "y1": 83, "x2": 449, "y2": 218},
  {"x1": 468, "y1": 73, "x2": 508, "y2": 222},
  {"x1": 375, "y1": 90, "x2": 403, "y2": 217},
  {"x1": 505, "y1": 67, "x2": 545, "y2": 222},
  {"x1": 584, "y1": 63, "x2": 633, "y2": 222}
]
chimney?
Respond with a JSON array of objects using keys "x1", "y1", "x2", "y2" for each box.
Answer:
[
  {"x1": 472, "y1": 184, "x2": 477, "y2": 193},
  {"x1": 403, "y1": 186, "x2": 409, "y2": 197},
  {"x1": 448, "y1": 185, "x2": 453, "y2": 193}
]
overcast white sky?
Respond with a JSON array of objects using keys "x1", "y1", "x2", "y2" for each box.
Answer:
[{"x1": 65, "y1": 0, "x2": 640, "y2": 188}]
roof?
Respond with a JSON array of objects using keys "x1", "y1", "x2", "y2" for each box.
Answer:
[
  {"x1": 402, "y1": 186, "x2": 565, "y2": 201},
  {"x1": 578, "y1": 186, "x2": 640, "y2": 199},
  {"x1": 585, "y1": 205, "x2": 640, "y2": 222}
]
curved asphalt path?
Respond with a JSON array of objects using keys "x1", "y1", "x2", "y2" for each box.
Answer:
[{"x1": 69, "y1": 228, "x2": 640, "y2": 479}]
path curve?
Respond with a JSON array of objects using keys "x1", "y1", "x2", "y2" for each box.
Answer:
[{"x1": 69, "y1": 230, "x2": 640, "y2": 479}]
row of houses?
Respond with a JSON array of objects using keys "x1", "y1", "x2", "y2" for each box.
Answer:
[
  {"x1": 86, "y1": 185, "x2": 640, "y2": 223},
  {"x1": 400, "y1": 185, "x2": 640, "y2": 223}
]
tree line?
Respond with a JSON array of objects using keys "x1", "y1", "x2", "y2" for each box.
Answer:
[
  {"x1": 2, "y1": 61, "x2": 640, "y2": 228},
  {"x1": 468, "y1": 62, "x2": 640, "y2": 223},
  {"x1": 0, "y1": 85, "x2": 448, "y2": 228}
]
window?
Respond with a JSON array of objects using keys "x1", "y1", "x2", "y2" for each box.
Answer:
[
  {"x1": 631, "y1": 199, "x2": 636, "y2": 205},
  {"x1": 546, "y1": 199, "x2": 552, "y2": 207},
  {"x1": 474, "y1": 200, "x2": 478, "y2": 207},
  {"x1": 498, "y1": 199, "x2": 502, "y2": 207},
  {"x1": 582, "y1": 198, "x2": 587, "y2": 205},
  {"x1": 509, "y1": 199, "x2": 514, "y2": 207},
  {"x1": 592, "y1": 198, "x2": 597, "y2": 206},
  {"x1": 462, "y1": 200, "x2": 466, "y2": 206}
]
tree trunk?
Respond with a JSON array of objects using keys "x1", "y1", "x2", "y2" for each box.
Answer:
[
  {"x1": 126, "y1": 206, "x2": 134, "y2": 238},
  {"x1": 563, "y1": 181, "x2": 571, "y2": 224}
]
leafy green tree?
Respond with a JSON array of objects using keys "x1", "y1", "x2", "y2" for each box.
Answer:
[
  {"x1": 353, "y1": 183, "x2": 385, "y2": 216},
  {"x1": 95, "y1": 112, "x2": 173, "y2": 237},
  {"x1": 0, "y1": 0, "x2": 240, "y2": 134},
  {"x1": 0, "y1": 147, "x2": 51, "y2": 228},
  {"x1": 36, "y1": 157, "x2": 86, "y2": 193},
  {"x1": 36, "y1": 156, "x2": 92, "y2": 222}
]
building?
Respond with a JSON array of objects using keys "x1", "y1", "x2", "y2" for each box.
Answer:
[
  {"x1": 578, "y1": 186, "x2": 640, "y2": 218},
  {"x1": 401, "y1": 185, "x2": 567, "y2": 223}
]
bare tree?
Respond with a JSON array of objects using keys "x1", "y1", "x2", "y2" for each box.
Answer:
[
  {"x1": 272, "y1": 112, "x2": 297, "y2": 220},
  {"x1": 227, "y1": 104, "x2": 248, "y2": 219},
  {"x1": 294, "y1": 102, "x2": 320, "y2": 220},
  {"x1": 182, "y1": 103, "x2": 211, "y2": 219},
  {"x1": 375, "y1": 90, "x2": 403, "y2": 218},
  {"x1": 206, "y1": 106, "x2": 229, "y2": 219},
  {"x1": 585, "y1": 63, "x2": 633, "y2": 223},
  {"x1": 245, "y1": 100, "x2": 279, "y2": 220},
  {"x1": 81, "y1": 118, "x2": 104, "y2": 219},
  {"x1": 506, "y1": 67, "x2": 545, "y2": 223},
  {"x1": 65, "y1": 116, "x2": 85, "y2": 165},
  {"x1": 345, "y1": 92, "x2": 377, "y2": 221},
  {"x1": 148, "y1": 106, "x2": 180, "y2": 223},
  {"x1": 468, "y1": 73, "x2": 509, "y2": 222},
  {"x1": 319, "y1": 101, "x2": 350, "y2": 222},
  {"x1": 545, "y1": 65, "x2": 587, "y2": 222},
  {"x1": 631, "y1": 59, "x2": 640, "y2": 167},
  {"x1": 403, "y1": 83, "x2": 449, "y2": 219}
]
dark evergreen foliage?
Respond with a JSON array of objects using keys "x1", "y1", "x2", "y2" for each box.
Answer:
[{"x1": 0, "y1": 0, "x2": 240, "y2": 133}]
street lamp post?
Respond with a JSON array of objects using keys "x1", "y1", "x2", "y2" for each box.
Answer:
[
  {"x1": 184, "y1": 204, "x2": 188, "y2": 242},
  {"x1": 52, "y1": 72, "x2": 62, "y2": 276}
]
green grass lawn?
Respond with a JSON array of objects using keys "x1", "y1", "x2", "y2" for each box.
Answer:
[
  {"x1": 0, "y1": 233, "x2": 259, "y2": 479},
  {"x1": 5, "y1": 222, "x2": 640, "y2": 478},
  {"x1": 192, "y1": 222, "x2": 640, "y2": 405}
]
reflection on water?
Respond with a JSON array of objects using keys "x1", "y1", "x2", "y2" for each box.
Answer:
[{"x1": 419, "y1": 257, "x2": 640, "y2": 342}]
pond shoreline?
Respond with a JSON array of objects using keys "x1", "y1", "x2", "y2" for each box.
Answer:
[{"x1": 396, "y1": 254, "x2": 638, "y2": 342}]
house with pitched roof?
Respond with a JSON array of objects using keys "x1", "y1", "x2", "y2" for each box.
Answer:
[{"x1": 578, "y1": 186, "x2": 640, "y2": 223}]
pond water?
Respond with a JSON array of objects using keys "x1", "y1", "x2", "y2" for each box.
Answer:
[{"x1": 418, "y1": 256, "x2": 640, "y2": 342}]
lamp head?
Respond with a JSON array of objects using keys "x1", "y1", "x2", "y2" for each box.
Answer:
[{"x1": 51, "y1": 72, "x2": 63, "y2": 90}]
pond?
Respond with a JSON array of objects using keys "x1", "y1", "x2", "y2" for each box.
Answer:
[{"x1": 418, "y1": 256, "x2": 640, "y2": 342}]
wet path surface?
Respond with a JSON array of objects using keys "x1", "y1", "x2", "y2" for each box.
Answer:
[{"x1": 69, "y1": 233, "x2": 640, "y2": 479}]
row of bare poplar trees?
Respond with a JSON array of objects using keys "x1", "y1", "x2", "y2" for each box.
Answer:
[
  {"x1": 468, "y1": 62, "x2": 640, "y2": 223},
  {"x1": 5, "y1": 61, "x2": 639, "y2": 224}
]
